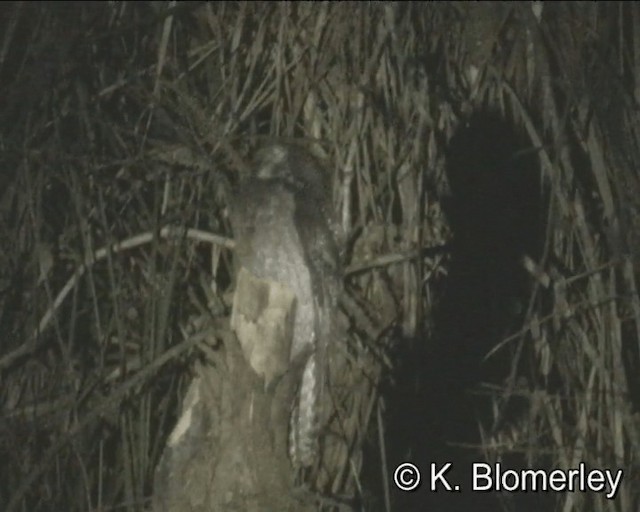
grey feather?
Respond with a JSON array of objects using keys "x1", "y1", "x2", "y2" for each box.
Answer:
[{"x1": 229, "y1": 143, "x2": 341, "y2": 468}]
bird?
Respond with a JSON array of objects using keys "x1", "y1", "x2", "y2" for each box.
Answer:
[{"x1": 229, "y1": 142, "x2": 341, "y2": 469}]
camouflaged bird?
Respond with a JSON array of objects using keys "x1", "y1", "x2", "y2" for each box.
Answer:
[{"x1": 229, "y1": 143, "x2": 341, "y2": 468}]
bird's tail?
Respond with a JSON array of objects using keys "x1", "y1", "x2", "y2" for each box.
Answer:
[{"x1": 288, "y1": 352, "x2": 319, "y2": 468}]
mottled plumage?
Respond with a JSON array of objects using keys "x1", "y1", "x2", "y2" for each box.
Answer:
[{"x1": 229, "y1": 143, "x2": 340, "y2": 468}]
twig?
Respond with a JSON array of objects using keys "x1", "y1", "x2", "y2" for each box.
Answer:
[{"x1": 0, "y1": 226, "x2": 233, "y2": 372}]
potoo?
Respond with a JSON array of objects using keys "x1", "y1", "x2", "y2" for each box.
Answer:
[{"x1": 229, "y1": 143, "x2": 341, "y2": 468}]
